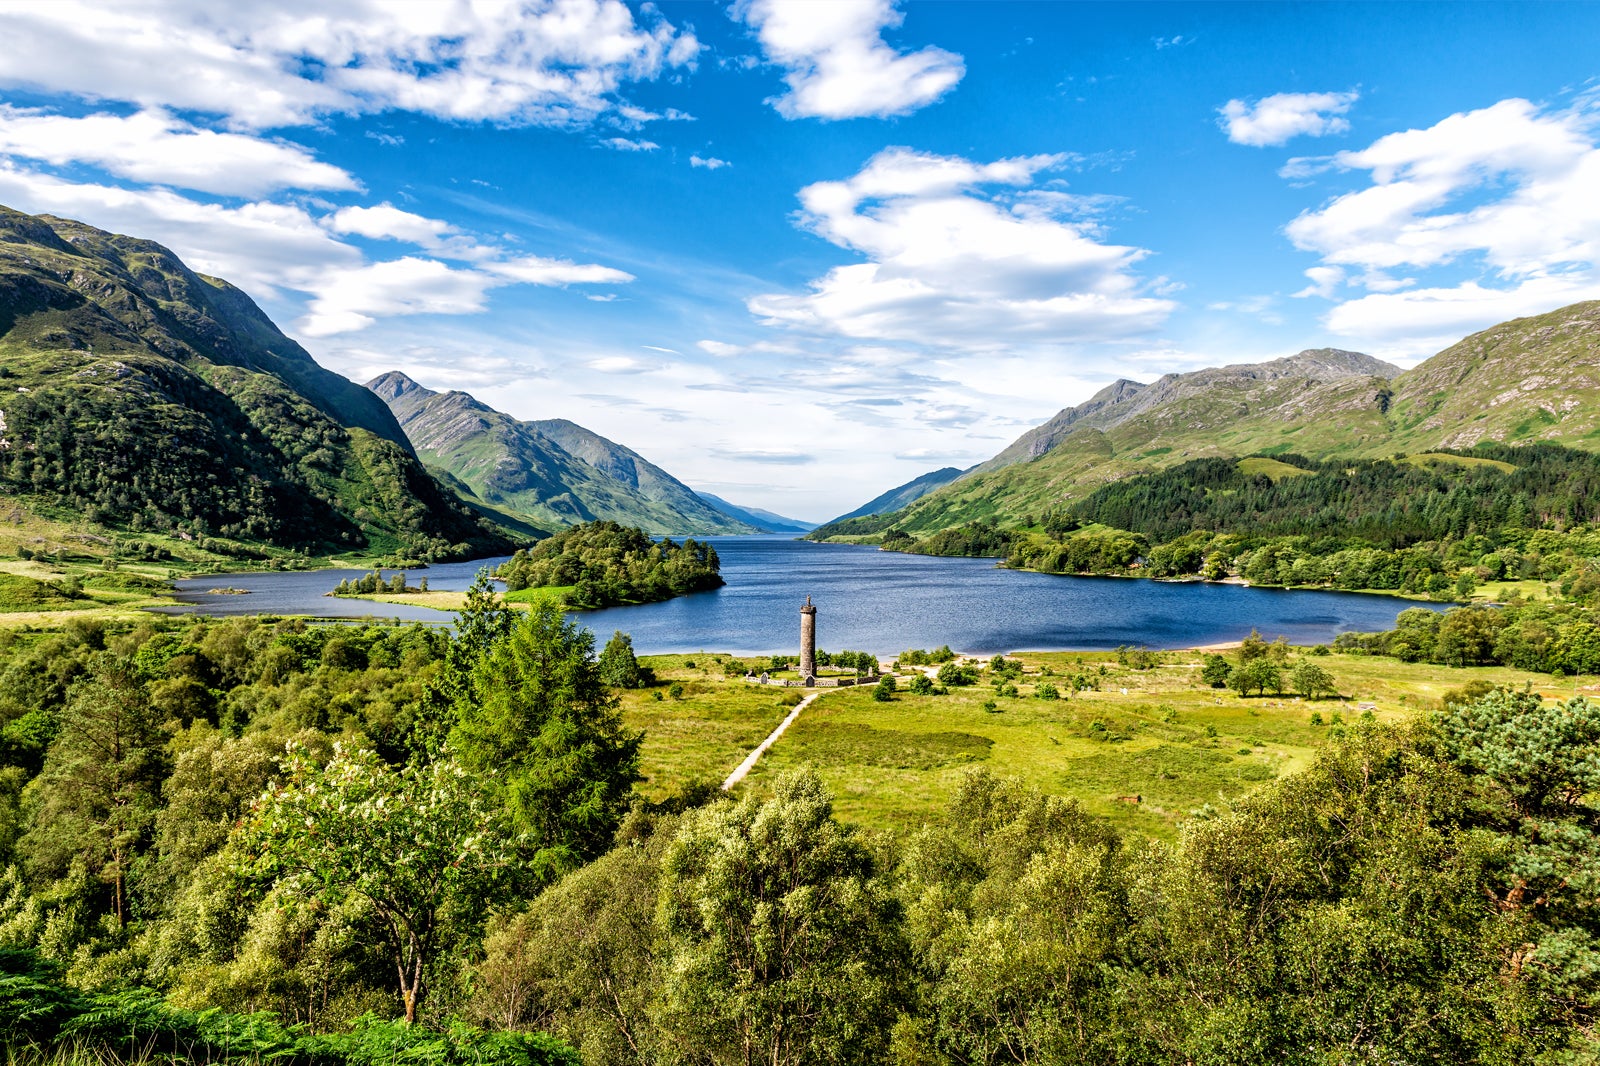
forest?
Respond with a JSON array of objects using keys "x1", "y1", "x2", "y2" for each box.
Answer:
[
  {"x1": 1073, "y1": 443, "x2": 1600, "y2": 547},
  {"x1": 495, "y1": 522, "x2": 723, "y2": 609},
  {"x1": 0, "y1": 369, "x2": 510, "y2": 564},
  {"x1": 0, "y1": 575, "x2": 1597, "y2": 1064}
]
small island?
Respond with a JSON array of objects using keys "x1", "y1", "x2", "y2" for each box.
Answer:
[
  {"x1": 495, "y1": 520, "x2": 724, "y2": 609},
  {"x1": 330, "y1": 570, "x2": 430, "y2": 597}
]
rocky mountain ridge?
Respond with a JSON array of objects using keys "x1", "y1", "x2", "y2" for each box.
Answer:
[
  {"x1": 814, "y1": 304, "x2": 1600, "y2": 540},
  {"x1": 368, "y1": 371, "x2": 760, "y2": 535}
]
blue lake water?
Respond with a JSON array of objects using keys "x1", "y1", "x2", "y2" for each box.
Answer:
[{"x1": 167, "y1": 535, "x2": 1433, "y2": 656}]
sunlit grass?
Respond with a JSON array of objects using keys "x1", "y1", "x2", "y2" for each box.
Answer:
[{"x1": 639, "y1": 648, "x2": 1595, "y2": 839}]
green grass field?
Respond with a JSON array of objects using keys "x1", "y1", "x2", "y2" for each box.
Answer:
[
  {"x1": 1237, "y1": 456, "x2": 1315, "y2": 481},
  {"x1": 633, "y1": 650, "x2": 1595, "y2": 839},
  {"x1": 620, "y1": 654, "x2": 801, "y2": 797}
]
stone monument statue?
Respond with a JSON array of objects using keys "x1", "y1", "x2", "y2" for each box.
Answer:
[{"x1": 799, "y1": 595, "x2": 817, "y2": 681}]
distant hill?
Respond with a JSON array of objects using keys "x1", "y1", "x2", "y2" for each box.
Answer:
[
  {"x1": 368, "y1": 372, "x2": 760, "y2": 535},
  {"x1": 809, "y1": 305, "x2": 1600, "y2": 541},
  {"x1": 0, "y1": 205, "x2": 513, "y2": 562},
  {"x1": 823, "y1": 466, "x2": 967, "y2": 525},
  {"x1": 694, "y1": 492, "x2": 815, "y2": 534}
]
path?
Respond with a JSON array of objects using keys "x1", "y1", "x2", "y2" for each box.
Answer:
[{"x1": 721, "y1": 691, "x2": 823, "y2": 790}]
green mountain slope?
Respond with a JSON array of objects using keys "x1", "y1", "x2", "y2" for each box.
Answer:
[
  {"x1": 693, "y1": 492, "x2": 815, "y2": 533},
  {"x1": 368, "y1": 372, "x2": 759, "y2": 535},
  {"x1": 811, "y1": 303, "x2": 1600, "y2": 541},
  {"x1": 0, "y1": 206, "x2": 513, "y2": 561},
  {"x1": 824, "y1": 466, "x2": 966, "y2": 525}
]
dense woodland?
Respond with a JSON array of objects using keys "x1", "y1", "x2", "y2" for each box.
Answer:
[
  {"x1": 0, "y1": 584, "x2": 1597, "y2": 1063},
  {"x1": 1075, "y1": 444, "x2": 1600, "y2": 546},
  {"x1": 0, "y1": 365, "x2": 510, "y2": 564},
  {"x1": 495, "y1": 522, "x2": 722, "y2": 609}
]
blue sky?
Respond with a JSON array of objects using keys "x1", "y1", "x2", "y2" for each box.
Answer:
[{"x1": 0, "y1": 1, "x2": 1597, "y2": 521}]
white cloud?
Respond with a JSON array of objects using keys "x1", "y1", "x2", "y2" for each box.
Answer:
[
  {"x1": 691, "y1": 154, "x2": 730, "y2": 169},
  {"x1": 326, "y1": 203, "x2": 458, "y2": 246},
  {"x1": 1219, "y1": 90, "x2": 1359, "y2": 147},
  {"x1": 600, "y1": 137, "x2": 659, "y2": 151},
  {"x1": 1293, "y1": 265, "x2": 1345, "y2": 299},
  {"x1": 0, "y1": 162, "x2": 357, "y2": 299},
  {"x1": 299, "y1": 257, "x2": 497, "y2": 337},
  {"x1": 735, "y1": 0, "x2": 964, "y2": 120},
  {"x1": 746, "y1": 147, "x2": 1175, "y2": 348},
  {"x1": 0, "y1": 106, "x2": 358, "y2": 197},
  {"x1": 587, "y1": 355, "x2": 659, "y2": 374},
  {"x1": 1284, "y1": 97, "x2": 1600, "y2": 348},
  {"x1": 325, "y1": 202, "x2": 632, "y2": 287},
  {"x1": 0, "y1": 163, "x2": 631, "y2": 338},
  {"x1": 0, "y1": 0, "x2": 699, "y2": 130},
  {"x1": 488, "y1": 255, "x2": 632, "y2": 286},
  {"x1": 698, "y1": 340, "x2": 743, "y2": 357}
]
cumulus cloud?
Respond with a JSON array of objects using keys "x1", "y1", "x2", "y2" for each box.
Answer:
[
  {"x1": 690, "y1": 154, "x2": 730, "y2": 169},
  {"x1": 326, "y1": 203, "x2": 458, "y2": 247},
  {"x1": 600, "y1": 137, "x2": 659, "y2": 151},
  {"x1": 0, "y1": 0, "x2": 699, "y2": 129},
  {"x1": 0, "y1": 106, "x2": 358, "y2": 197},
  {"x1": 1293, "y1": 265, "x2": 1345, "y2": 299},
  {"x1": 0, "y1": 162, "x2": 357, "y2": 298},
  {"x1": 735, "y1": 0, "x2": 964, "y2": 119},
  {"x1": 299, "y1": 257, "x2": 498, "y2": 337},
  {"x1": 746, "y1": 147, "x2": 1175, "y2": 348},
  {"x1": 0, "y1": 163, "x2": 631, "y2": 338},
  {"x1": 1219, "y1": 90, "x2": 1359, "y2": 147},
  {"x1": 1284, "y1": 97, "x2": 1600, "y2": 346}
]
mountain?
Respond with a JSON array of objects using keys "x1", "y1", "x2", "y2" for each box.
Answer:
[
  {"x1": 971, "y1": 349, "x2": 1401, "y2": 475},
  {"x1": 809, "y1": 304, "x2": 1600, "y2": 540},
  {"x1": 823, "y1": 467, "x2": 967, "y2": 525},
  {"x1": 693, "y1": 492, "x2": 815, "y2": 534},
  {"x1": 0, "y1": 206, "x2": 513, "y2": 561},
  {"x1": 368, "y1": 372, "x2": 760, "y2": 535}
]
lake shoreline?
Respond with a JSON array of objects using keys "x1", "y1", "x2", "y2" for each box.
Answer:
[{"x1": 159, "y1": 536, "x2": 1436, "y2": 655}]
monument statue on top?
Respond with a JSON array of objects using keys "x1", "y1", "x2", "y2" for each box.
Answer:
[{"x1": 799, "y1": 595, "x2": 817, "y2": 682}]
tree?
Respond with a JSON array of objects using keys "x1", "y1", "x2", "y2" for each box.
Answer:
[
  {"x1": 409, "y1": 570, "x2": 515, "y2": 757},
  {"x1": 598, "y1": 631, "x2": 644, "y2": 689},
  {"x1": 1237, "y1": 629, "x2": 1269, "y2": 663},
  {"x1": 1229, "y1": 657, "x2": 1282, "y2": 697},
  {"x1": 21, "y1": 655, "x2": 165, "y2": 928},
  {"x1": 655, "y1": 771, "x2": 908, "y2": 1065},
  {"x1": 472, "y1": 813, "x2": 680, "y2": 1059},
  {"x1": 450, "y1": 601, "x2": 642, "y2": 878},
  {"x1": 1200, "y1": 653, "x2": 1232, "y2": 688},
  {"x1": 1289, "y1": 660, "x2": 1338, "y2": 700},
  {"x1": 235, "y1": 744, "x2": 517, "y2": 1024}
]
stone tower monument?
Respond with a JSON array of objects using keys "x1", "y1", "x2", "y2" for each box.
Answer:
[{"x1": 799, "y1": 595, "x2": 817, "y2": 680}]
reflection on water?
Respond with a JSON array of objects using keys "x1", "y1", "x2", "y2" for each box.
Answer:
[{"x1": 166, "y1": 536, "x2": 1434, "y2": 656}]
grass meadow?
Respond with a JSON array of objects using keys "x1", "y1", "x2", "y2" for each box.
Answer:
[{"x1": 631, "y1": 649, "x2": 1597, "y2": 839}]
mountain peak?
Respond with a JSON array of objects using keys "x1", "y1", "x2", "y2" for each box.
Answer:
[
  {"x1": 367, "y1": 374, "x2": 762, "y2": 535},
  {"x1": 1280, "y1": 348, "x2": 1401, "y2": 378},
  {"x1": 366, "y1": 371, "x2": 431, "y2": 403}
]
